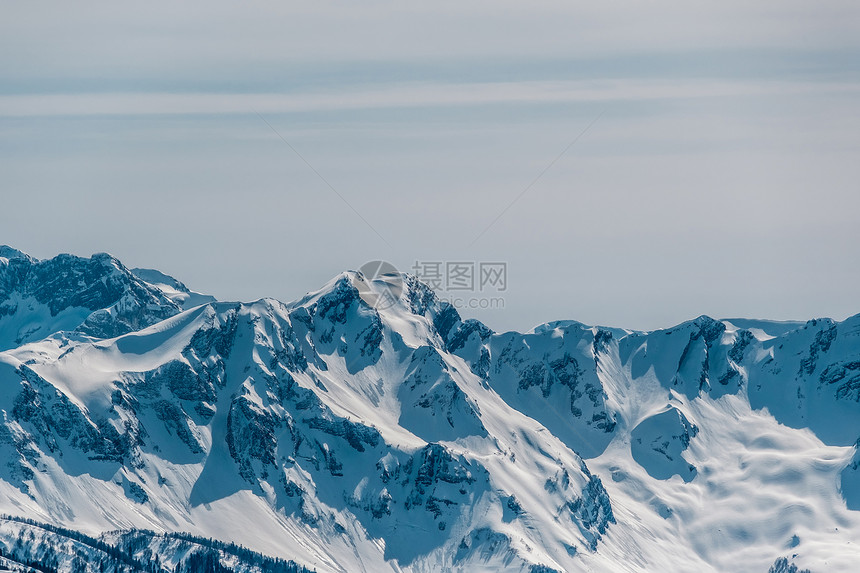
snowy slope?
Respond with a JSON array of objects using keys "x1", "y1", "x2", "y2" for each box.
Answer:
[
  {"x1": 130, "y1": 267, "x2": 216, "y2": 310},
  {"x1": 0, "y1": 247, "x2": 857, "y2": 572},
  {"x1": 448, "y1": 314, "x2": 860, "y2": 571}
]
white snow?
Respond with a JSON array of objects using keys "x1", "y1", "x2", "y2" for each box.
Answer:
[{"x1": 0, "y1": 264, "x2": 856, "y2": 572}]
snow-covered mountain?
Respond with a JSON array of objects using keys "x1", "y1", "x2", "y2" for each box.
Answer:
[
  {"x1": 0, "y1": 246, "x2": 857, "y2": 572},
  {"x1": 0, "y1": 247, "x2": 186, "y2": 351}
]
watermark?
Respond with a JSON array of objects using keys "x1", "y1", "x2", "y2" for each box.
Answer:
[
  {"x1": 356, "y1": 260, "x2": 509, "y2": 311},
  {"x1": 356, "y1": 260, "x2": 403, "y2": 310},
  {"x1": 412, "y1": 260, "x2": 508, "y2": 310},
  {"x1": 443, "y1": 295, "x2": 506, "y2": 310},
  {"x1": 411, "y1": 261, "x2": 507, "y2": 293}
]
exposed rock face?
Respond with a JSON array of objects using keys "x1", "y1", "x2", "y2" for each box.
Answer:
[
  {"x1": 631, "y1": 406, "x2": 699, "y2": 482},
  {"x1": 0, "y1": 247, "x2": 183, "y2": 349}
]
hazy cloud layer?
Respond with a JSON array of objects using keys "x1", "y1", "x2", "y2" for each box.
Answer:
[{"x1": 2, "y1": 1, "x2": 859, "y2": 331}]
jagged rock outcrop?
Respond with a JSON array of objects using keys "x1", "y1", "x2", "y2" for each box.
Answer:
[{"x1": 0, "y1": 247, "x2": 183, "y2": 350}]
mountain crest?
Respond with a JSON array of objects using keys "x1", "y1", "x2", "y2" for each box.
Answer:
[
  {"x1": 0, "y1": 247, "x2": 198, "y2": 350},
  {"x1": 0, "y1": 248, "x2": 858, "y2": 572},
  {"x1": 0, "y1": 245, "x2": 35, "y2": 263}
]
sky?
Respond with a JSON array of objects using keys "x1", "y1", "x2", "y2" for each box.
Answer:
[{"x1": 2, "y1": 1, "x2": 859, "y2": 333}]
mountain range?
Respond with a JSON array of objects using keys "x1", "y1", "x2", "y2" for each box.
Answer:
[{"x1": 0, "y1": 246, "x2": 857, "y2": 572}]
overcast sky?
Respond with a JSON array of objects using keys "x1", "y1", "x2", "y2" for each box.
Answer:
[{"x1": 2, "y1": 1, "x2": 859, "y2": 332}]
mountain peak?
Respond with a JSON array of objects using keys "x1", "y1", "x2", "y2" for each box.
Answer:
[
  {"x1": 0, "y1": 245, "x2": 36, "y2": 263},
  {"x1": 0, "y1": 249, "x2": 183, "y2": 349}
]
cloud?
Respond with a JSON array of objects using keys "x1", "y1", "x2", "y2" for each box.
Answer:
[
  {"x1": 2, "y1": 1, "x2": 859, "y2": 83},
  {"x1": 2, "y1": 78, "x2": 858, "y2": 117}
]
